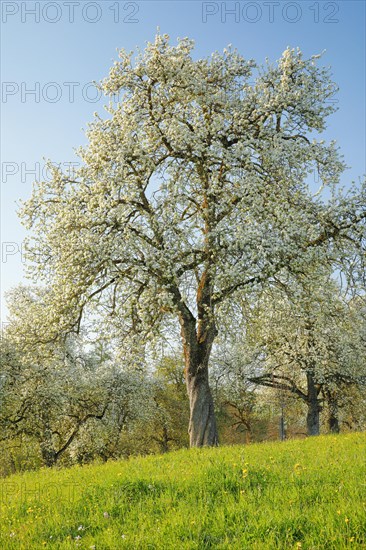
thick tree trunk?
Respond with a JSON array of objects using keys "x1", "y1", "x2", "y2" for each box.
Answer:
[
  {"x1": 179, "y1": 305, "x2": 219, "y2": 447},
  {"x1": 177, "y1": 262, "x2": 219, "y2": 447},
  {"x1": 186, "y1": 362, "x2": 218, "y2": 447},
  {"x1": 306, "y1": 401, "x2": 321, "y2": 435},
  {"x1": 306, "y1": 372, "x2": 322, "y2": 436}
]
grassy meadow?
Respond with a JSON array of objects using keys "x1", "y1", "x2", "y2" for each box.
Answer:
[{"x1": 0, "y1": 432, "x2": 365, "y2": 549}]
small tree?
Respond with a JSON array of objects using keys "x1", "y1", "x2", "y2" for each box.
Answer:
[{"x1": 20, "y1": 35, "x2": 365, "y2": 446}]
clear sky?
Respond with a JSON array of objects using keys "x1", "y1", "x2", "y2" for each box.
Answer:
[{"x1": 1, "y1": 0, "x2": 365, "y2": 323}]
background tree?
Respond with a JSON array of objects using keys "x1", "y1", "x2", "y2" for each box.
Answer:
[
  {"x1": 1, "y1": 286, "x2": 151, "y2": 469},
  {"x1": 246, "y1": 269, "x2": 366, "y2": 435},
  {"x1": 19, "y1": 34, "x2": 365, "y2": 446}
]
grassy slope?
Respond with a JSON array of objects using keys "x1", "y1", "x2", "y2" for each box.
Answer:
[{"x1": 0, "y1": 432, "x2": 365, "y2": 549}]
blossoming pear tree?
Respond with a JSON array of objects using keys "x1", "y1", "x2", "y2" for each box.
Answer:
[
  {"x1": 244, "y1": 267, "x2": 366, "y2": 435},
  {"x1": 20, "y1": 34, "x2": 365, "y2": 446}
]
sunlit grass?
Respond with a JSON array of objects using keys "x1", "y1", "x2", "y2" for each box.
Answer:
[{"x1": 1, "y1": 432, "x2": 365, "y2": 548}]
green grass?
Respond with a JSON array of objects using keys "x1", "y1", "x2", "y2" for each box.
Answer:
[{"x1": 1, "y1": 433, "x2": 365, "y2": 549}]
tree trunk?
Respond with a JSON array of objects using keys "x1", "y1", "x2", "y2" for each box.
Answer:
[
  {"x1": 186, "y1": 361, "x2": 218, "y2": 447},
  {"x1": 180, "y1": 308, "x2": 219, "y2": 447},
  {"x1": 161, "y1": 425, "x2": 170, "y2": 453},
  {"x1": 279, "y1": 408, "x2": 286, "y2": 441},
  {"x1": 176, "y1": 263, "x2": 219, "y2": 447},
  {"x1": 306, "y1": 372, "x2": 322, "y2": 436},
  {"x1": 306, "y1": 401, "x2": 321, "y2": 435},
  {"x1": 329, "y1": 411, "x2": 340, "y2": 433},
  {"x1": 40, "y1": 428, "x2": 57, "y2": 467},
  {"x1": 327, "y1": 393, "x2": 340, "y2": 433}
]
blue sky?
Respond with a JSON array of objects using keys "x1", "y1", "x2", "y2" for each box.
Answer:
[{"x1": 1, "y1": 0, "x2": 365, "y2": 322}]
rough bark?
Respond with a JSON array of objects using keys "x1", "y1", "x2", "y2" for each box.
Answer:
[
  {"x1": 179, "y1": 301, "x2": 219, "y2": 447},
  {"x1": 306, "y1": 401, "x2": 321, "y2": 435},
  {"x1": 186, "y1": 361, "x2": 218, "y2": 447}
]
